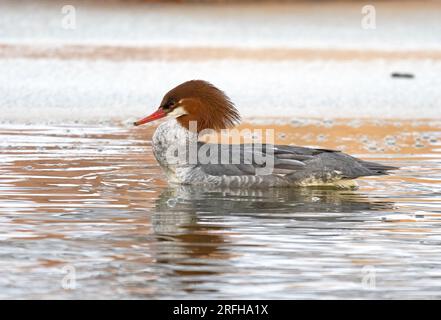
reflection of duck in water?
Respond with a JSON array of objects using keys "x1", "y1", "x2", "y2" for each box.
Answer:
[
  {"x1": 152, "y1": 185, "x2": 394, "y2": 235},
  {"x1": 134, "y1": 80, "x2": 397, "y2": 188},
  {"x1": 150, "y1": 186, "x2": 394, "y2": 280}
]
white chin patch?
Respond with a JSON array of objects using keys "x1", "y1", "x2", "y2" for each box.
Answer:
[{"x1": 168, "y1": 106, "x2": 188, "y2": 118}]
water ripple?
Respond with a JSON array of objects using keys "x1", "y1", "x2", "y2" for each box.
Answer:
[{"x1": 0, "y1": 121, "x2": 440, "y2": 299}]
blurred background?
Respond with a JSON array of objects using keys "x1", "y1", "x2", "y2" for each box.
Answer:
[{"x1": 0, "y1": 0, "x2": 440, "y2": 123}]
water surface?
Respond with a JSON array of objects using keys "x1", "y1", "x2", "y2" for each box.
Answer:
[{"x1": 0, "y1": 119, "x2": 440, "y2": 299}]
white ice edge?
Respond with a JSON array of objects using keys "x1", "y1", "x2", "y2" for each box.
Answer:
[
  {"x1": 1, "y1": 1, "x2": 441, "y2": 124},
  {"x1": 0, "y1": 58, "x2": 440, "y2": 124}
]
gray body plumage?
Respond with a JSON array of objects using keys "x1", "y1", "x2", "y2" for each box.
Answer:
[{"x1": 152, "y1": 119, "x2": 397, "y2": 188}]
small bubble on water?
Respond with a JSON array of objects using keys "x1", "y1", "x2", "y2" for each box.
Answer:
[
  {"x1": 252, "y1": 133, "x2": 261, "y2": 140},
  {"x1": 421, "y1": 133, "x2": 430, "y2": 140},
  {"x1": 323, "y1": 119, "x2": 333, "y2": 127},
  {"x1": 290, "y1": 119, "x2": 305, "y2": 127},
  {"x1": 166, "y1": 198, "x2": 177, "y2": 208},
  {"x1": 384, "y1": 136, "x2": 396, "y2": 146}
]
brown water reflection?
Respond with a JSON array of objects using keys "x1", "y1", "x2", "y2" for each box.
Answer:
[{"x1": 0, "y1": 119, "x2": 440, "y2": 299}]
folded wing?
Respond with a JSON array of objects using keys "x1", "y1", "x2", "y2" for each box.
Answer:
[{"x1": 197, "y1": 142, "x2": 398, "y2": 180}]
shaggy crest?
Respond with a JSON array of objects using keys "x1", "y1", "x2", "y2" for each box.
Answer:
[{"x1": 160, "y1": 80, "x2": 241, "y2": 132}]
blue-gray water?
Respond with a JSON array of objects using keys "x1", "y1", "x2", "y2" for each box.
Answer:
[{"x1": 0, "y1": 122, "x2": 440, "y2": 299}]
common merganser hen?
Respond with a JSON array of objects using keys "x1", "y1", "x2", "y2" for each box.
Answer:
[{"x1": 134, "y1": 80, "x2": 397, "y2": 188}]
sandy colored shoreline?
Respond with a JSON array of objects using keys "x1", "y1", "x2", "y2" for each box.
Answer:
[{"x1": 2, "y1": 44, "x2": 441, "y2": 61}]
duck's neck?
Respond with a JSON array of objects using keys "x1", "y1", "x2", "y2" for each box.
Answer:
[{"x1": 152, "y1": 118, "x2": 198, "y2": 171}]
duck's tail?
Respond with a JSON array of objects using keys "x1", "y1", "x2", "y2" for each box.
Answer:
[{"x1": 358, "y1": 160, "x2": 399, "y2": 175}]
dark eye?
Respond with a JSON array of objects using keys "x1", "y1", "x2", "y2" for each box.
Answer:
[{"x1": 162, "y1": 100, "x2": 175, "y2": 110}]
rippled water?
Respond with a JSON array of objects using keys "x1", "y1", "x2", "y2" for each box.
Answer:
[{"x1": 0, "y1": 120, "x2": 440, "y2": 299}]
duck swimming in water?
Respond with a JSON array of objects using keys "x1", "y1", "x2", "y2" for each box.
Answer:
[{"x1": 134, "y1": 80, "x2": 397, "y2": 188}]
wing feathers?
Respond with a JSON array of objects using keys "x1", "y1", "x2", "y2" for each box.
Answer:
[{"x1": 197, "y1": 142, "x2": 397, "y2": 179}]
